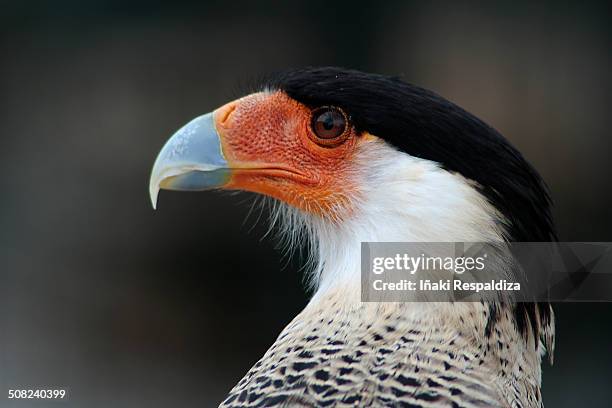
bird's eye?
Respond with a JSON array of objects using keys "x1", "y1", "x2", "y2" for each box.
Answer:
[{"x1": 310, "y1": 107, "x2": 348, "y2": 145}]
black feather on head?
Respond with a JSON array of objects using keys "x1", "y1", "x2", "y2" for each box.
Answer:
[{"x1": 264, "y1": 66, "x2": 556, "y2": 243}]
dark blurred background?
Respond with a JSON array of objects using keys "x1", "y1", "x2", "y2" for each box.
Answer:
[{"x1": 0, "y1": 1, "x2": 611, "y2": 407}]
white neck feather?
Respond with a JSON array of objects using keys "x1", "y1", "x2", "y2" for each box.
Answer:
[{"x1": 271, "y1": 141, "x2": 506, "y2": 303}]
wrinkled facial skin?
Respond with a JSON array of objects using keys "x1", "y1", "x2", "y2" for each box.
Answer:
[{"x1": 216, "y1": 91, "x2": 370, "y2": 219}]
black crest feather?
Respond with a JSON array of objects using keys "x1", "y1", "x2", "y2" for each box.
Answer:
[{"x1": 265, "y1": 67, "x2": 556, "y2": 243}]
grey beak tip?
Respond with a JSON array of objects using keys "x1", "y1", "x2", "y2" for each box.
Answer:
[{"x1": 150, "y1": 183, "x2": 160, "y2": 210}]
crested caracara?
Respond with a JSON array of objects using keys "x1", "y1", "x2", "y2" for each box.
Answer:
[{"x1": 150, "y1": 67, "x2": 555, "y2": 407}]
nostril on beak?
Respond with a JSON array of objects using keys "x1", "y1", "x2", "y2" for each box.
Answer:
[{"x1": 217, "y1": 102, "x2": 237, "y2": 126}]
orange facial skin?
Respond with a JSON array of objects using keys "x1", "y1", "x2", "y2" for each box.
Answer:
[{"x1": 213, "y1": 91, "x2": 369, "y2": 220}]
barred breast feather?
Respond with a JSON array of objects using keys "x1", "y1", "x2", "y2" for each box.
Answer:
[{"x1": 220, "y1": 292, "x2": 551, "y2": 408}]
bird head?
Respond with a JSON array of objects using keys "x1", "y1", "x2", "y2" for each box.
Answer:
[
  {"x1": 150, "y1": 90, "x2": 366, "y2": 221},
  {"x1": 150, "y1": 67, "x2": 555, "y2": 290}
]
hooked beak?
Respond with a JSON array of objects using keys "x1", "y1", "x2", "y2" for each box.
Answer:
[{"x1": 149, "y1": 111, "x2": 230, "y2": 209}]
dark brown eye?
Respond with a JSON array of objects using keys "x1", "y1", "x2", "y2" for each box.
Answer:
[{"x1": 311, "y1": 107, "x2": 347, "y2": 141}]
